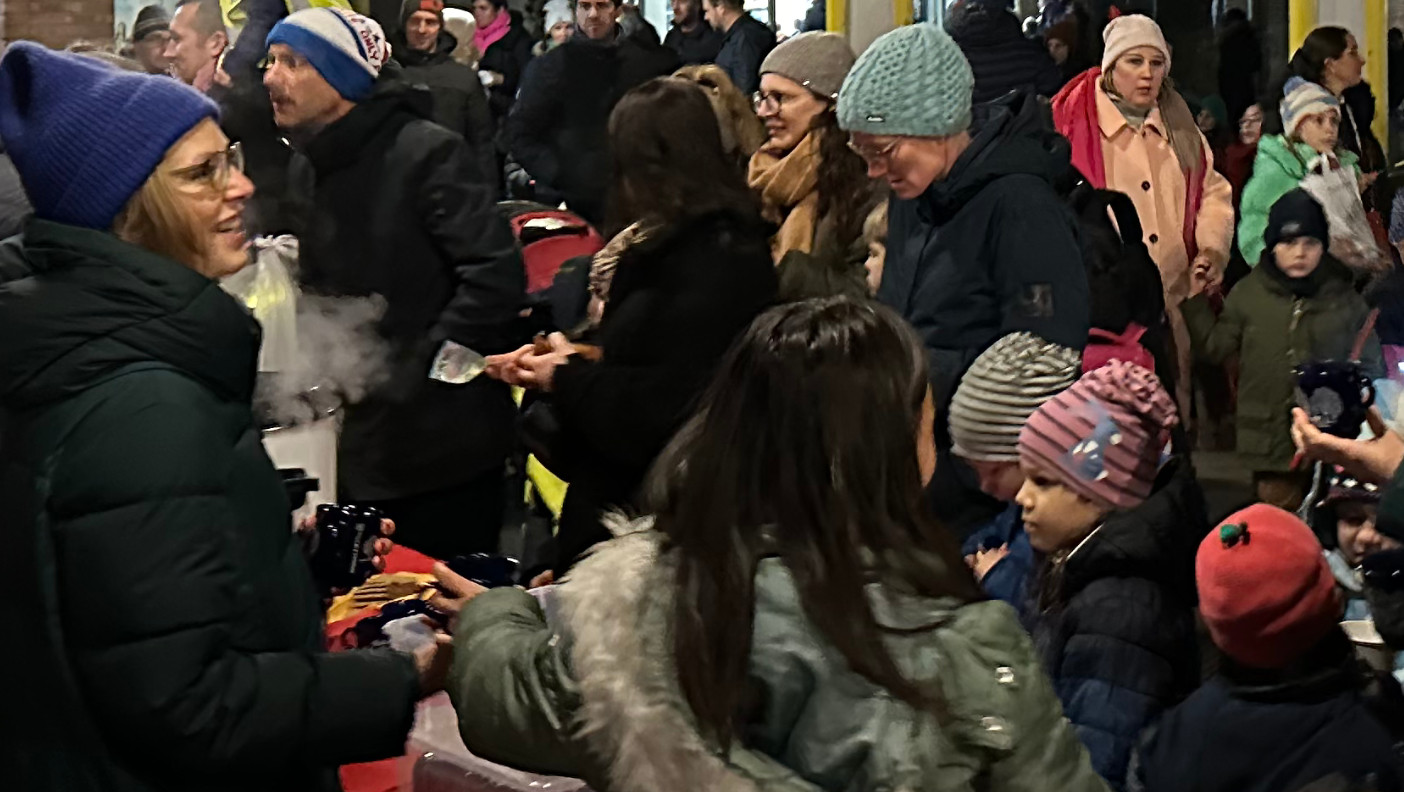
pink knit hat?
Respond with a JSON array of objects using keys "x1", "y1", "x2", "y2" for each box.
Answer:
[
  {"x1": 1018, "y1": 360, "x2": 1179, "y2": 510},
  {"x1": 1101, "y1": 14, "x2": 1170, "y2": 73}
]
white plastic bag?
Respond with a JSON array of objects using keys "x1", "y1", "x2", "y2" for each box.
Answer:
[
  {"x1": 1299, "y1": 153, "x2": 1389, "y2": 274},
  {"x1": 221, "y1": 235, "x2": 300, "y2": 373}
]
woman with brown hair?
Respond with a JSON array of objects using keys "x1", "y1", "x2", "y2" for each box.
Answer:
[
  {"x1": 487, "y1": 76, "x2": 777, "y2": 575},
  {"x1": 0, "y1": 44, "x2": 440, "y2": 792},
  {"x1": 748, "y1": 31, "x2": 876, "y2": 265}
]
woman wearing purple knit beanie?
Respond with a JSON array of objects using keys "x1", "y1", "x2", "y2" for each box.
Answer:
[
  {"x1": 0, "y1": 43, "x2": 438, "y2": 791},
  {"x1": 1015, "y1": 360, "x2": 1210, "y2": 790}
]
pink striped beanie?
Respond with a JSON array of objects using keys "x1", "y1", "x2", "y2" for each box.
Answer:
[{"x1": 1018, "y1": 360, "x2": 1179, "y2": 510}]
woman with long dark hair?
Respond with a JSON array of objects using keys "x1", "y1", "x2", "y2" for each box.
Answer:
[
  {"x1": 440, "y1": 297, "x2": 1108, "y2": 791},
  {"x1": 487, "y1": 76, "x2": 777, "y2": 576},
  {"x1": 747, "y1": 32, "x2": 875, "y2": 265}
]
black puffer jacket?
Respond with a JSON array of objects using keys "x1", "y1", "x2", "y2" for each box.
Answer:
[
  {"x1": 1132, "y1": 632, "x2": 1404, "y2": 792},
  {"x1": 879, "y1": 89, "x2": 1089, "y2": 415},
  {"x1": 0, "y1": 221, "x2": 420, "y2": 792},
  {"x1": 507, "y1": 27, "x2": 679, "y2": 225},
  {"x1": 549, "y1": 209, "x2": 777, "y2": 573},
  {"x1": 946, "y1": 2, "x2": 1063, "y2": 105},
  {"x1": 293, "y1": 81, "x2": 526, "y2": 502},
  {"x1": 1030, "y1": 458, "x2": 1208, "y2": 792},
  {"x1": 478, "y1": 10, "x2": 536, "y2": 120},
  {"x1": 391, "y1": 32, "x2": 497, "y2": 183}
]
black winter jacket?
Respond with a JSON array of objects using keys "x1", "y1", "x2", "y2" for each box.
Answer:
[
  {"x1": 391, "y1": 32, "x2": 497, "y2": 183},
  {"x1": 879, "y1": 90, "x2": 1089, "y2": 415},
  {"x1": 507, "y1": 27, "x2": 679, "y2": 225},
  {"x1": 0, "y1": 221, "x2": 420, "y2": 792},
  {"x1": 294, "y1": 82, "x2": 526, "y2": 502},
  {"x1": 714, "y1": 12, "x2": 775, "y2": 95},
  {"x1": 550, "y1": 209, "x2": 777, "y2": 573},
  {"x1": 478, "y1": 11, "x2": 537, "y2": 120},
  {"x1": 946, "y1": 4, "x2": 1063, "y2": 105},
  {"x1": 1132, "y1": 631, "x2": 1404, "y2": 792},
  {"x1": 1030, "y1": 458, "x2": 1208, "y2": 792},
  {"x1": 663, "y1": 21, "x2": 724, "y2": 66}
]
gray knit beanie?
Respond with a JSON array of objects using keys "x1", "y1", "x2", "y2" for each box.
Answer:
[
  {"x1": 837, "y1": 23, "x2": 974, "y2": 137},
  {"x1": 949, "y1": 333, "x2": 1082, "y2": 463},
  {"x1": 760, "y1": 32, "x2": 856, "y2": 102}
]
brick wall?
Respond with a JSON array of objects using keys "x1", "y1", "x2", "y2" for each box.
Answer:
[{"x1": 4, "y1": 0, "x2": 115, "y2": 49}]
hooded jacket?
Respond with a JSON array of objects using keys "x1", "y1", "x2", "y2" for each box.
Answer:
[
  {"x1": 1030, "y1": 458, "x2": 1207, "y2": 791},
  {"x1": 1183, "y1": 256, "x2": 1382, "y2": 473},
  {"x1": 447, "y1": 521, "x2": 1111, "y2": 792},
  {"x1": 507, "y1": 26, "x2": 679, "y2": 225},
  {"x1": 946, "y1": 3, "x2": 1063, "y2": 105},
  {"x1": 391, "y1": 30, "x2": 498, "y2": 183},
  {"x1": 880, "y1": 90, "x2": 1090, "y2": 414},
  {"x1": 0, "y1": 221, "x2": 421, "y2": 792},
  {"x1": 292, "y1": 81, "x2": 526, "y2": 503},
  {"x1": 1237, "y1": 135, "x2": 1360, "y2": 266}
]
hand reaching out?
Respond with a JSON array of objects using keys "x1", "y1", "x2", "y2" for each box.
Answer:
[{"x1": 1291, "y1": 407, "x2": 1404, "y2": 486}]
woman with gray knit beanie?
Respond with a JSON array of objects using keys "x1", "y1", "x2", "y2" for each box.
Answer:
[{"x1": 747, "y1": 31, "x2": 876, "y2": 267}]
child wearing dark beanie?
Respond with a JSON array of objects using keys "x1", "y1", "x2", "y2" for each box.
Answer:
[
  {"x1": 1185, "y1": 189, "x2": 1383, "y2": 512},
  {"x1": 1131, "y1": 504, "x2": 1404, "y2": 792},
  {"x1": 1016, "y1": 360, "x2": 1207, "y2": 791}
]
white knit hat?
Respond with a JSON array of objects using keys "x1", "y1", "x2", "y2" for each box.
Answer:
[
  {"x1": 950, "y1": 333, "x2": 1082, "y2": 463},
  {"x1": 266, "y1": 8, "x2": 390, "y2": 101},
  {"x1": 1281, "y1": 76, "x2": 1340, "y2": 140},
  {"x1": 1101, "y1": 14, "x2": 1170, "y2": 73},
  {"x1": 544, "y1": 0, "x2": 573, "y2": 32}
]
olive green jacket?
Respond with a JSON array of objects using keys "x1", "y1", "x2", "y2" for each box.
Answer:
[
  {"x1": 1184, "y1": 260, "x2": 1382, "y2": 472},
  {"x1": 448, "y1": 522, "x2": 1110, "y2": 792}
]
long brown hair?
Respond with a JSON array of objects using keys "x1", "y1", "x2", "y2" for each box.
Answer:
[
  {"x1": 606, "y1": 77, "x2": 759, "y2": 234},
  {"x1": 813, "y1": 110, "x2": 873, "y2": 253},
  {"x1": 650, "y1": 297, "x2": 983, "y2": 746}
]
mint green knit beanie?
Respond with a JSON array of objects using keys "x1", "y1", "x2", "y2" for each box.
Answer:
[{"x1": 837, "y1": 23, "x2": 974, "y2": 138}]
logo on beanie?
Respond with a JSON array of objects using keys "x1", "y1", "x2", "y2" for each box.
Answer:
[
  {"x1": 1065, "y1": 400, "x2": 1121, "y2": 483},
  {"x1": 1281, "y1": 221, "x2": 1303, "y2": 238}
]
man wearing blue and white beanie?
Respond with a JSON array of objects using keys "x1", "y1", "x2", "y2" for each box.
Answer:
[{"x1": 265, "y1": 7, "x2": 528, "y2": 562}]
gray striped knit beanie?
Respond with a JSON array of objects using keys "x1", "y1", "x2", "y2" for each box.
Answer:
[{"x1": 949, "y1": 333, "x2": 1082, "y2": 463}]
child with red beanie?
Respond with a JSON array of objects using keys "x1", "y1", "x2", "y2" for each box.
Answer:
[
  {"x1": 1017, "y1": 360, "x2": 1208, "y2": 791},
  {"x1": 1130, "y1": 504, "x2": 1404, "y2": 792}
]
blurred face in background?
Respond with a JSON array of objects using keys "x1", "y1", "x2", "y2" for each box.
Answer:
[
  {"x1": 1296, "y1": 109, "x2": 1340, "y2": 154},
  {"x1": 673, "y1": 0, "x2": 701, "y2": 27},
  {"x1": 550, "y1": 20, "x2": 573, "y2": 43},
  {"x1": 471, "y1": 0, "x2": 502, "y2": 29},
  {"x1": 702, "y1": 0, "x2": 727, "y2": 31},
  {"x1": 754, "y1": 73, "x2": 828, "y2": 155},
  {"x1": 1109, "y1": 45, "x2": 1167, "y2": 110},
  {"x1": 407, "y1": 10, "x2": 442, "y2": 52},
  {"x1": 1047, "y1": 37, "x2": 1069, "y2": 65},
  {"x1": 1239, "y1": 104, "x2": 1263, "y2": 145},
  {"x1": 134, "y1": 30, "x2": 173, "y2": 75},
  {"x1": 264, "y1": 43, "x2": 353, "y2": 134},
  {"x1": 576, "y1": 0, "x2": 619, "y2": 41},
  {"x1": 166, "y1": 1, "x2": 225, "y2": 85},
  {"x1": 1337, "y1": 502, "x2": 1396, "y2": 566},
  {"x1": 1324, "y1": 34, "x2": 1365, "y2": 92},
  {"x1": 1273, "y1": 236, "x2": 1325, "y2": 279}
]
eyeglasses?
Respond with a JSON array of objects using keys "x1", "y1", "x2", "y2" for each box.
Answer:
[
  {"x1": 752, "y1": 91, "x2": 788, "y2": 113},
  {"x1": 847, "y1": 135, "x2": 903, "y2": 165},
  {"x1": 171, "y1": 142, "x2": 244, "y2": 194}
]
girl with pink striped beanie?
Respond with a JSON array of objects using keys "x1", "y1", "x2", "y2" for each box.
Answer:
[{"x1": 1013, "y1": 359, "x2": 1207, "y2": 789}]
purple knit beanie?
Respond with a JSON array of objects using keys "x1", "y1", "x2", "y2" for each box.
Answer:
[{"x1": 1018, "y1": 360, "x2": 1179, "y2": 510}]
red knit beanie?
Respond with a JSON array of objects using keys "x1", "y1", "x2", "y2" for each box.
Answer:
[
  {"x1": 1018, "y1": 360, "x2": 1178, "y2": 510},
  {"x1": 1197, "y1": 504, "x2": 1343, "y2": 669}
]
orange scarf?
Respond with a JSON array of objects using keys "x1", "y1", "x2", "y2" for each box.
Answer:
[{"x1": 748, "y1": 132, "x2": 822, "y2": 262}]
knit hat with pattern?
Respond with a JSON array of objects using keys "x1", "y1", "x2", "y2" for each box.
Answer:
[
  {"x1": 1197, "y1": 504, "x2": 1343, "y2": 669},
  {"x1": 0, "y1": 42, "x2": 219, "y2": 230},
  {"x1": 267, "y1": 8, "x2": 390, "y2": 102},
  {"x1": 950, "y1": 333, "x2": 1082, "y2": 463},
  {"x1": 761, "y1": 32, "x2": 855, "y2": 102},
  {"x1": 1281, "y1": 76, "x2": 1340, "y2": 140},
  {"x1": 837, "y1": 23, "x2": 974, "y2": 137},
  {"x1": 1019, "y1": 360, "x2": 1179, "y2": 510}
]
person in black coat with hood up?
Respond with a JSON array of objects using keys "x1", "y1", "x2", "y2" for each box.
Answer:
[
  {"x1": 267, "y1": 9, "x2": 526, "y2": 561},
  {"x1": 488, "y1": 77, "x2": 777, "y2": 576},
  {"x1": 508, "y1": 0, "x2": 679, "y2": 225},
  {"x1": 946, "y1": 0, "x2": 1063, "y2": 105},
  {"x1": 393, "y1": 0, "x2": 497, "y2": 184}
]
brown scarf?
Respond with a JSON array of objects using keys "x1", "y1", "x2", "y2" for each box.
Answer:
[{"x1": 748, "y1": 132, "x2": 822, "y2": 263}]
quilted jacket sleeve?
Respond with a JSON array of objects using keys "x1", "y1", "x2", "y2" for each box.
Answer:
[{"x1": 51, "y1": 375, "x2": 420, "y2": 774}]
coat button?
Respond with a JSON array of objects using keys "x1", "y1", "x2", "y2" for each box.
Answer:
[
  {"x1": 1141, "y1": 181, "x2": 1151, "y2": 191},
  {"x1": 1149, "y1": 233, "x2": 1159, "y2": 244}
]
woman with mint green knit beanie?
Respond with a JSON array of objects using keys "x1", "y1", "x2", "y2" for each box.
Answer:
[{"x1": 838, "y1": 23, "x2": 975, "y2": 140}]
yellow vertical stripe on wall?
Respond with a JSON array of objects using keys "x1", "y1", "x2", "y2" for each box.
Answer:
[
  {"x1": 1289, "y1": 0, "x2": 1317, "y2": 53},
  {"x1": 893, "y1": 0, "x2": 913, "y2": 27},
  {"x1": 827, "y1": 0, "x2": 847, "y2": 33},
  {"x1": 1365, "y1": 0, "x2": 1388, "y2": 143}
]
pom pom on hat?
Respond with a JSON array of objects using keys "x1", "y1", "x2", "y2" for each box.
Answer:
[
  {"x1": 1101, "y1": 14, "x2": 1170, "y2": 73},
  {"x1": 0, "y1": 42, "x2": 219, "y2": 231},
  {"x1": 837, "y1": 23, "x2": 974, "y2": 138},
  {"x1": 1197, "y1": 504, "x2": 1342, "y2": 669},
  {"x1": 267, "y1": 8, "x2": 390, "y2": 102},
  {"x1": 950, "y1": 333, "x2": 1082, "y2": 463}
]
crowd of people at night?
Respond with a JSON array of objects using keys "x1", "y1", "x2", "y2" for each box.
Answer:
[{"x1": 8, "y1": 0, "x2": 1404, "y2": 791}]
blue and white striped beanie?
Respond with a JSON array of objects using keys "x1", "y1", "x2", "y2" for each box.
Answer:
[
  {"x1": 1281, "y1": 76, "x2": 1339, "y2": 141},
  {"x1": 266, "y1": 8, "x2": 390, "y2": 102}
]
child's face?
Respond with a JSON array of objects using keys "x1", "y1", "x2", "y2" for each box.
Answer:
[
  {"x1": 962, "y1": 457, "x2": 1025, "y2": 502},
  {"x1": 1296, "y1": 110, "x2": 1340, "y2": 154},
  {"x1": 864, "y1": 240, "x2": 886, "y2": 295},
  {"x1": 1337, "y1": 501, "x2": 1398, "y2": 566},
  {"x1": 1273, "y1": 236, "x2": 1325, "y2": 279},
  {"x1": 1015, "y1": 461, "x2": 1107, "y2": 553}
]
